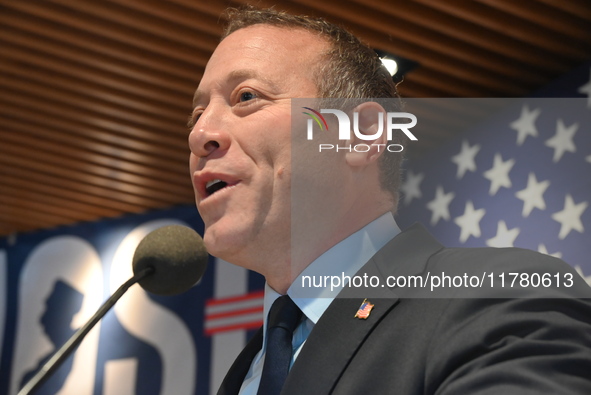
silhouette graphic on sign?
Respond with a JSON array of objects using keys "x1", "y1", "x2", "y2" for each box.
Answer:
[{"x1": 20, "y1": 280, "x2": 84, "y2": 394}]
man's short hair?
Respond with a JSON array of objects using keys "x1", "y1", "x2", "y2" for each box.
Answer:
[{"x1": 222, "y1": 6, "x2": 405, "y2": 208}]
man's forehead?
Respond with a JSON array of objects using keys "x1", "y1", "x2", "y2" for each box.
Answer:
[
  {"x1": 215, "y1": 24, "x2": 328, "y2": 63},
  {"x1": 193, "y1": 26, "x2": 326, "y2": 106}
]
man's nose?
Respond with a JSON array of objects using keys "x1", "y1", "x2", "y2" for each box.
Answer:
[{"x1": 188, "y1": 107, "x2": 230, "y2": 158}]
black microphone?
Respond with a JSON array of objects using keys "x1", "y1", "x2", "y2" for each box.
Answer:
[
  {"x1": 133, "y1": 224, "x2": 208, "y2": 295},
  {"x1": 18, "y1": 225, "x2": 208, "y2": 395}
]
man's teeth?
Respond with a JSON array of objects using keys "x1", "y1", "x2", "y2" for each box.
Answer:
[
  {"x1": 206, "y1": 179, "x2": 223, "y2": 189},
  {"x1": 206, "y1": 179, "x2": 228, "y2": 195}
]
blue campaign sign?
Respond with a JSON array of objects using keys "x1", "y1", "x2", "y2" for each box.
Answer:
[{"x1": 0, "y1": 205, "x2": 265, "y2": 395}]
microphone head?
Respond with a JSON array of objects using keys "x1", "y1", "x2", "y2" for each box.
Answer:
[{"x1": 132, "y1": 225, "x2": 208, "y2": 296}]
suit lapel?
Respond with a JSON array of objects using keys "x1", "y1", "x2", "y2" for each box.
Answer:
[
  {"x1": 217, "y1": 327, "x2": 263, "y2": 395},
  {"x1": 282, "y1": 223, "x2": 444, "y2": 395},
  {"x1": 283, "y1": 257, "x2": 398, "y2": 395}
]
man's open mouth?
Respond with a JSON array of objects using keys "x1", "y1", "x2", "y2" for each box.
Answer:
[{"x1": 205, "y1": 179, "x2": 229, "y2": 197}]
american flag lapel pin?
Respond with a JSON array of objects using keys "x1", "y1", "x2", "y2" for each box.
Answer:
[{"x1": 354, "y1": 299, "x2": 374, "y2": 319}]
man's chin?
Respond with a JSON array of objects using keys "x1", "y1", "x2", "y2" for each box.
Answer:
[
  {"x1": 202, "y1": 230, "x2": 223, "y2": 257},
  {"x1": 202, "y1": 228, "x2": 245, "y2": 261}
]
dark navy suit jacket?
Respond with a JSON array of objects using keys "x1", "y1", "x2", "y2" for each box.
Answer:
[{"x1": 218, "y1": 224, "x2": 591, "y2": 394}]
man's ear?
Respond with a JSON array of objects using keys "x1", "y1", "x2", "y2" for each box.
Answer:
[{"x1": 345, "y1": 101, "x2": 388, "y2": 167}]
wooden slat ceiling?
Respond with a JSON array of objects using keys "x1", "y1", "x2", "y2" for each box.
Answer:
[{"x1": 1, "y1": 0, "x2": 590, "y2": 237}]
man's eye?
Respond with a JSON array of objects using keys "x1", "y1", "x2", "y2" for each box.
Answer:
[
  {"x1": 239, "y1": 91, "x2": 257, "y2": 102},
  {"x1": 188, "y1": 111, "x2": 202, "y2": 129}
]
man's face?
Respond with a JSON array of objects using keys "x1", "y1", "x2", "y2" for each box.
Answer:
[{"x1": 188, "y1": 25, "x2": 327, "y2": 272}]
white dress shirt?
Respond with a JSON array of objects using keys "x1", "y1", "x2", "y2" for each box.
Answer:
[{"x1": 238, "y1": 213, "x2": 400, "y2": 394}]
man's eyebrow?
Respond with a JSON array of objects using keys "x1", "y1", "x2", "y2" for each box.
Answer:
[{"x1": 192, "y1": 69, "x2": 277, "y2": 108}]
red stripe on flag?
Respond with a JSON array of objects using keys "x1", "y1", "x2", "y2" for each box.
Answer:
[
  {"x1": 206, "y1": 289, "x2": 264, "y2": 307},
  {"x1": 204, "y1": 289, "x2": 265, "y2": 336},
  {"x1": 204, "y1": 321, "x2": 263, "y2": 336},
  {"x1": 206, "y1": 306, "x2": 263, "y2": 320}
]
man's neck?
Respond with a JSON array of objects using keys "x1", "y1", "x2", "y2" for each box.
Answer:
[{"x1": 266, "y1": 209, "x2": 396, "y2": 294}]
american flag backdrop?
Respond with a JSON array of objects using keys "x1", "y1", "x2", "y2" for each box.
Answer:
[{"x1": 397, "y1": 62, "x2": 591, "y2": 286}]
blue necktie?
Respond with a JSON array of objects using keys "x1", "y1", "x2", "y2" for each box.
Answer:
[{"x1": 257, "y1": 295, "x2": 302, "y2": 395}]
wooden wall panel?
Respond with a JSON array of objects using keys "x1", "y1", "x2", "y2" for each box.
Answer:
[{"x1": 1, "y1": 0, "x2": 589, "y2": 236}]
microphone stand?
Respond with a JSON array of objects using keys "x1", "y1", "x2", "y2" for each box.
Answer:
[{"x1": 18, "y1": 266, "x2": 155, "y2": 395}]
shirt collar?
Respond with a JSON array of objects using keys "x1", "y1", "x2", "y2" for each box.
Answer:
[{"x1": 260, "y1": 212, "x2": 400, "y2": 331}]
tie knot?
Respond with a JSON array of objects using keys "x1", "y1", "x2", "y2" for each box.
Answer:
[{"x1": 267, "y1": 295, "x2": 302, "y2": 333}]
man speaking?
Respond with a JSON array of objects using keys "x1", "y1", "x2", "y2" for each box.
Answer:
[{"x1": 188, "y1": 6, "x2": 591, "y2": 394}]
